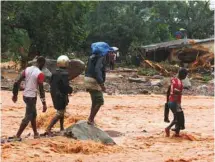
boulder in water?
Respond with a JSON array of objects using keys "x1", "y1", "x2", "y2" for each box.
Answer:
[{"x1": 64, "y1": 120, "x2": 116, "y2": 145}]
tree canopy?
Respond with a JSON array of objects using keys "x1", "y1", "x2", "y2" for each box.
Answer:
[{"x1": 1, "y1": 1, "x2": 214, "y2": 63}]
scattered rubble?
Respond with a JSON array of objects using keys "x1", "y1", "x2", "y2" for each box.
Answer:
[
  {"x1": 150, "y1": 79, "x2": 162, "y2": 87},
  {"x1": 152, "y1": 75, "x2": 164, "y2": 79},
  {"x1": 128, "y1": 77, "x2": 148, "y2": 83},
  {"x1": 111, "y1": 68, "x2": 138, "y2": 73},
  {"x1": 1, "y1": 55, "x2": 214, "y2": 97}
]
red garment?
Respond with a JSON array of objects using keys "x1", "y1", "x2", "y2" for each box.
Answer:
[{"x1": 169, "y1": 77, "x2": 183, "y2": 104}]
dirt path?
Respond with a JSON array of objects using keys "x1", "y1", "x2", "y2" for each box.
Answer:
[{"x1": 1, "y1": 90, "x2": 214, "y2": 162}]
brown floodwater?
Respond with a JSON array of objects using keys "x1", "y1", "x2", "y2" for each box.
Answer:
[{"x1": 1, "y1": 90, "x2": 214, "y2": 162}]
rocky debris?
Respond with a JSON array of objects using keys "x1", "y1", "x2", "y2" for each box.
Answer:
[
  {"x1": 1, "y1": 78, "x2": 14, "y2": 90},
  {"x1": 197, "y1": 85, "x2": 208, "y2": 91},
  {"x1": 182, "y1": 77, "x2": 192, "y2": 89},
  {"x1": 64, "y1": 120, "x2": 116, "y2": 145},
  {"x1": 128, "y1": 77, "x2": 148, "y2": 83},
  {"x1": 152, "y1": 75, "x2": 164, "y2": 79},
  {"x1": 113, "y1": 68, "x2": 138, "y2": 73},
  {"x1": 1, "y1": 86, "x2": 11, "y2": 90},
  {"x1": 1, "y1": 66, "x2": 214, "y2": 96},
  {"x1": 150, "y1": 79, "x2": 162, "y2": 87},
  {"x1": 208, "y1": 79, "x2": 214, "y2": 85},
  {"x1": 191, "y1": 75, "x2": 204, "y2": 80},
  {"x1": 140, "y1": 89, "x2": 150, "y2": 94},
  {"x1": 153, "y1": 86, "x2": 160, "y2": 92},
  {"x1": 160, "y1": 78, "x2": 171, "y2": 88}
]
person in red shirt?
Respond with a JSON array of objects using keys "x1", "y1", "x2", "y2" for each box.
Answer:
[{"x1": 165, "y1": 68, "x2": 188, "y2": 137}]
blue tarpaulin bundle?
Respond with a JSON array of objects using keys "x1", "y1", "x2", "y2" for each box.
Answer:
[{"x1": 91, "y1": 42, "x2": 114, "y2": 56}]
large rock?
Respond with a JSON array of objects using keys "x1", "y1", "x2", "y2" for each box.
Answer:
[
  {"x1": 64, "y1": 120, "x2": 116, "y2": 145},
  {"x1": 28, "y1": 58, "x2": 85, "y2": 81}
]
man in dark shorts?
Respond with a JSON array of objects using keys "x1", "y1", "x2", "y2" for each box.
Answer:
[
  {"x1": 45, "y1": 55, "x2": 73, "y2": 135},
  {"x1": 165, "y1": 68, "x2": 188, "y2": 137},
  {"x1": 12, "y1": 56, "x2": 47, "y2": 140}
]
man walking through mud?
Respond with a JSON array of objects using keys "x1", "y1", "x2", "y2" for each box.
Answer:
[
  {"x1": 165, "y1": 68, "x2": 188, "y2": 137},
  {"x1": 85, "y1": 42, "x2": 114, "y2": 125},
  {"x1": 45, "y1": 55, "x2": 73, "y2": 135},
  {"x1": 12, "y1": 56, "x2": 47, "y2": 140}
]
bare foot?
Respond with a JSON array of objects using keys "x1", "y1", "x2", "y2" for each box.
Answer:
[
  {"x1": 34, "y1": 132, "x2": 40, "y2": 139},
  {"x1": 165, "y1": 128, "x2": 170, "y2": 137},
  {"x1": 87, "y1": 120, "x2": 95, "y2": 126},
  {"x1": 173, "y1": 133, "x2": 181, "y2": 137},
  {"x1": 44, "y1": 131, "x2": 54, "y2": 137}
]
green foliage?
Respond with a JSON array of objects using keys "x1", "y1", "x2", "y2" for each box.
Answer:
[
  {"x1": 1, "y1": 1, "x2": 214, "y2": 64},
  {"x1": 202, "y1": 75, "x2": 213, "y2": 82},
  {"x1": 138, "y1": 68, "x2": 159, "y2": 76},
  {"x1": 1, "y1": 1, "x2": 96, "y2": 60},
  {"x1": 1, "y1": 28, "x2": 30, "y2": 62}
]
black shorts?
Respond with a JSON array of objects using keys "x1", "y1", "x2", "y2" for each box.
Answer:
[
  {"x1": 22, "y1": 96, "x2": 37, "y2": 124},
  {"x1": 51, "y1": 93, "x2": 68, "y2": 110}
]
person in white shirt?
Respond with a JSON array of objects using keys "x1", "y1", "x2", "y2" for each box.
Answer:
[{"x1": 12, "y1": 56, "x2": 47, "y2": 140}]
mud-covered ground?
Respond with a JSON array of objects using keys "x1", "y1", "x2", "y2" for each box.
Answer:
[
  {"x1": 2, "y1": 67, "x2": 214, "y2": 96},
  {"x1": 1, "y1": 62, "x2": 214, "y2": 162},
  {"x1": 71, "y1": 70, "x2": 214, "y2": 96},
  {"x1": 1, "y1": 90, "x2": 214, "y2": 162}
]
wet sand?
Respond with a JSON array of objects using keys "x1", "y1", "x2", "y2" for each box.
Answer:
[{"x1": 1, "y1": 90, "x2": 214, "y2": 162}]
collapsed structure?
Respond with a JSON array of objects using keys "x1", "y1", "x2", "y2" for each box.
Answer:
[{"x1": 135, "y1": 38, "x2": 214, "y2": 75}]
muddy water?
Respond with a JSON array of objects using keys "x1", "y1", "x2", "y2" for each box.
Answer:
[{"x1": 1, "y1": 90, "x2": 214, "y2": 162}]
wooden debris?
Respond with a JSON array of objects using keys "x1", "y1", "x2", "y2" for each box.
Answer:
[{"x1": 141, "y1": 60, "x2": 170, "y2": 76}]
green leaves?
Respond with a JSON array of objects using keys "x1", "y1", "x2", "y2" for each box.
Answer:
[
  {"x1": 2, "y1": 1, "x2": 95, "y2": 59},
  {"x1": 1, "y1": 1, "x2": 214, "y2": 62}
]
